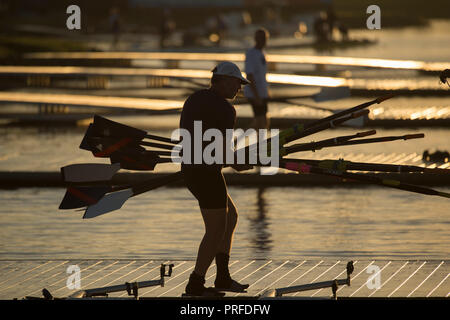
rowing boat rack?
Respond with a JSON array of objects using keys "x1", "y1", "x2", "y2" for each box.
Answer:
[
  {"x1": 260, "y1": 261, "x2": 354, "y2": 300},
  {"x1": 23, "y1": 263, "x2": 174, "y2": 300}
]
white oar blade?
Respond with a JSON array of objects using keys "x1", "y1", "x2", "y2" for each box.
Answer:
[
  {"x1": 62, "y1": 163, "x2": 120, "y2": 183},
  {"x1": 83, "y1": 188, "x2": 133, "y2": 219},
  {"x1": 313, "y1": 86, "x2": 350, "y2": 102}
]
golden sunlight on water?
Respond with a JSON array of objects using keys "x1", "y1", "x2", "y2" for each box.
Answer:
[{"x1": 0, "y1": 186, "x2": 448, "y2": 260}]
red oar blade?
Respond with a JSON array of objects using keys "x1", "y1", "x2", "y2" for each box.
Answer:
[
  {"x1": 61, "y1": 163, "x2": 121, "y2": 183},
  {"x1": 82, "y1": 136, "x2": 144, "y2": 158},
  {"x1": 83, "y1": 188, "x2": 134, "y2": 219},
  {"x1": 59, "y1": 185, "x2": 114, "y2": 209}
]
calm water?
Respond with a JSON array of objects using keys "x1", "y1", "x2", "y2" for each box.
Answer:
[
  {"x1": 0, "y1": 20, "x2": 449, "y2": 260},
  {"x1": 0, "y1": 186, "x2": 449, "y2": 260}
]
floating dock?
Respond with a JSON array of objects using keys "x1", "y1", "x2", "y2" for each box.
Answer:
[
  {"x1": 0, "y1": 259, "x2": 448, "y2": 299},
  {"x1": 23, "y1": 52, "x2": 450, "y2": 73},
  {"x1": 1, "y1": 66, "x2": 448, "y2": 95},
  {"x1": 1, "y1": 151, "x2": 449, "y2": 188}
]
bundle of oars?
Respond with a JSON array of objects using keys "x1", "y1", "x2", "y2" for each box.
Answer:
[{"x1": 58, "y1": 95, "x2": 450, "y2": 219}]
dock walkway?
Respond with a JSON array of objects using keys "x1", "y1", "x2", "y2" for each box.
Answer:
[{"x1": 1, "y1": 259, "x2": 448, "y2": 299}]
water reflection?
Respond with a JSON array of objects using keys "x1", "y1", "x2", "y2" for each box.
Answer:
[{"x1": 246, "y1": 187, "x2": 273, "y2": 257}]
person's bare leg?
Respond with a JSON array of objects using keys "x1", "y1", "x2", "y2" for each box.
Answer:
[
  {"x1": 193, "y1": 207, "x2": 227, "y2": 277},
  {"x1": 217, "y1": 195, "x2": 237, "y2": 255},
  {"x1": 214, "y1": 196, "x2": 249, "y2": 291}
]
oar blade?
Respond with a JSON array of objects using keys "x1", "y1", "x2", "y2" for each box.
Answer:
[
  {"x1": 92, "y1": 115, "x2": 147, "y2": 140},
  {"x1": 83, "y1": 188, "x2": 133, "y2": 219},
  {"x1": 110, "y1": 151, "x2": 160, "y2": 171},
  {"x1": 61, "y1": 163, "x2": 121, "y2": 183},
  {"x1": 79, "y1": 123, "x2": 95, "y2": 151},
  {"x1": 59, "y1": 186, "x2": 112, "y2": 209},
  {"x1": 82, "y1": 136, "x2": 145, "y2": 158}
]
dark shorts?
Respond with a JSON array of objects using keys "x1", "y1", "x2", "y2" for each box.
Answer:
[
  {"x1": 248, "y1": 98, "x2": 268, "y2": 117},
  {"x1": 182, "y1": 166, "x2": 228, "y2": 209}
]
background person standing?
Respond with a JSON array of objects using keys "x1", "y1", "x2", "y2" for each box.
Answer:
[{"x1": 244, "y1": 28, "x2": 270, "y2": 130}]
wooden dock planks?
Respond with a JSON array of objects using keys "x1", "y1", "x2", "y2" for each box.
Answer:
[{"x1": 0, "y1": 259, "x2": 448, "y2": 299}]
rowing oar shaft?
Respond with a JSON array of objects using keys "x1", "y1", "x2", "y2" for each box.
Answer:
[
  {"x1": 284, "y1": 133, "x2": 424, "y2": 154},
  {"x1": 236, "y1": 95, "x2": 386, "y2": 158},
  {"x1": 131, "y1": 171, "x2": 183, "y2": 197},
  {"x1": 282, "y1": 130, "x2": 376, "y2": 155},
  {"x1": 140, "y1": 140, "x2": 181, "y2": 151},
  {"x1": 280, "y1": 158, "x2": 448, "y2": 174},
  {"x1": 241, "y1": 109, "x2": 370, "y2": 160},
  {"x1": 279, "y1": 109, "x2": 370, "y2": 145},
  {"x1": 279, "y1": 94, "x2": 394, "y2": 145},
  {"x1": 145, "y1": 133, "x2": 179, "y2": 145},
  {"x1": 281, "y1": 161, "x2": 450, "y2": 198},
  {"x1": 335, "y1": 133, "x2": 425, "y2": 147}
]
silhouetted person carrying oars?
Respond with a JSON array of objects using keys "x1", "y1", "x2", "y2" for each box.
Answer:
[{"x1": 180, "y1": 62, "x2": 252, "y2": 296}]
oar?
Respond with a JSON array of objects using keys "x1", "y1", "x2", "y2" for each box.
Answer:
[
  {"x1": 83, "y1": 171, "x2": 184, "y2": 219},
  {"x1": 284, "y1": 133, "x2": 424, "y2": 154},
  {"x1": 281, "y1": 158, "x2": 450, "y2": 174},
  {"x1": 81, "y1": 135, "x2": 177, "y2": 158},
  {"x1": 243, "y1": 109, "x2": 370, "y2": 161},
  {"x1": 278, "y1": 94, "x2": 394, "y2": 145},
  {"x1": 319, "y1": 133, "x2": 425, "y2": 149},
  {"x1": 280, "y1": 160, "x2": 450, "y2": 199},
  {"x1": 63, "y1": 96, "x2": 393, "y2": 215},
  {"x1": 59, "y1": 170, "x2": 183, "y2": 210},
  {"x1": 109, "y1": 152, "x2": 176, "y2": 171},
  {"x1": 59, "y1": 184, "x2": 121, "y2": 209},
  {"x1": 281, "y1": 130, "x2": 376, "y2": 155},
  {"x1": 278, "y1": 97, "x2": 366, "y2": 127},
  {"x1": 81, "y1": 121, "x2": 178, "y2": 152},
  {"x1": 92, "y1": 115, "x2": 179, "y2": 145},
  {"x1": 61, "y1": 163, "x2": 121, "y2": 183}
]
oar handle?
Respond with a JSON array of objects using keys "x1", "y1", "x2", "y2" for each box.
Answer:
[
  {"x1": 404, "y1": 133, "x2": 425, "y2": 140},
  {"x1": 356, "y1": 130, "x2": 376, "y2": 137}
]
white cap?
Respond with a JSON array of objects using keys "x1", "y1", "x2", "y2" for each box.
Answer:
[{"x1": 212, "y1": 61, "x2": 250, "y2": 84}]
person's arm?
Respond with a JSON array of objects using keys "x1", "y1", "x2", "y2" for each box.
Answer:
[{"x1": 246, "y1": 73, "x2": 263, "y2": 106}]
